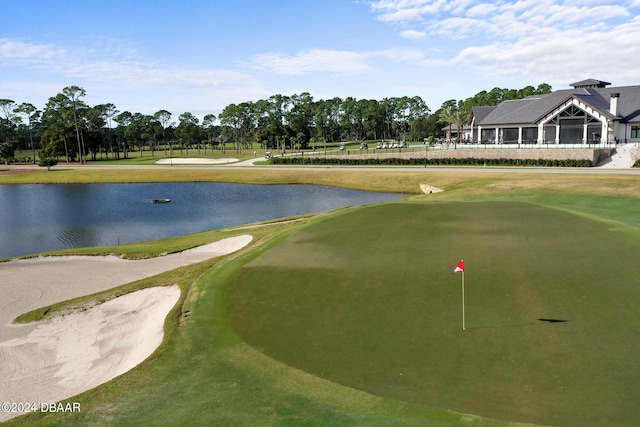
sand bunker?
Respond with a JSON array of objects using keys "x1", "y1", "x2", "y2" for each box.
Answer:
[
  {"x1": 0, "y1": 286, "x2": 179, "y2": 421},
  {"x1": 420, "y1": 184, "x2": 444, "y2": 194},
  {"x1": 0, "y1": 234, "x2": 252, "y2": 421},
  {"x1": 154, "y1": 158, "x2": 239, "y2": 165}
]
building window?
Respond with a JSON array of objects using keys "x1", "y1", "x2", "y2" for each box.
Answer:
[{"x1": 632, "y1": 126, "x2": 640, "y2": 138}]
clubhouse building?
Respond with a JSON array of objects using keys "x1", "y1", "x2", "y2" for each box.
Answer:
[{"x1": 469, "y1": 79, "x2": 640, "y2": 145}]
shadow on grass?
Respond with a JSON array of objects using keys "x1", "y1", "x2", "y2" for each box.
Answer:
[{"x1": 466, "y1": 318, "x2": 569, "y2": 330}]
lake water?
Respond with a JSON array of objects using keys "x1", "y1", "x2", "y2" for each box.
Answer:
[{"x1": 0, "y1": 183, "x2": 405, "y2": 258}]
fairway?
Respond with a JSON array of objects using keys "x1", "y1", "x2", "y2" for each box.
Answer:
[{"x1": 229, "y1": 201, "x2": 640, "y2": 426}]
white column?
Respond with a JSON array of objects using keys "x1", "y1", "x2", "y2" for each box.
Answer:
[
  {"x1": 538, "y1": 123, "x2": 545, "y2": 144},
  {"x1": 495, "y1": 127, "x2": 500, "y2": 144},
  {"x1": 583, "y1": 123, "x2": 588, "y2": 144},
  {"x1": 555, "y1": 124, "x2": 561, "y2": 144},
  {"x1": 601, "y1": 122, "x2": 608, "y2": 143},
  {"x1": 518, "y1": 127, "x2": 523, "y2": 145},
  {"x1": 477, "y1": 125, "x2": 482, "y2": 143}
]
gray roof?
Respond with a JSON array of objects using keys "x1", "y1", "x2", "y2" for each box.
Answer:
[
  {"x1": 570, "y1": 79, "x2": 611, "y2": 88},
  {"x1": 469, "y1": 106, "x2": 496, "y2": 124},
  {"x1": 441, "y1": 123, "x2": 471, "y2": 131},
  {"x1": 475, "y1": 84, "x2": 640, "y2": 126}
]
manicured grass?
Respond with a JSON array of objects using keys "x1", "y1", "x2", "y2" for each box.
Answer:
[
  {"x1": 228, "y1": 200, "x2": 640, "y2": 426},
  {"x1": 4, "y1": 170, "x2": 640, "y2": 426},
  {"x1": 7, "y1": 217, "x2": 503, "y2": 427}
]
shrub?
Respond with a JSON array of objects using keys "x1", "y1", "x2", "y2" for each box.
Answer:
[
  {"x1": 269, "y1": 157, "x2": 593, "y2": 167},
  {"x1": 38, "y1": 157, "x2": 58, "y2": 171}
]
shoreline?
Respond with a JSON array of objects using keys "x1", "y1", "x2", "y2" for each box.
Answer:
[{"x1": 0, "y1": 235, "x2": 252, "y2": 421}]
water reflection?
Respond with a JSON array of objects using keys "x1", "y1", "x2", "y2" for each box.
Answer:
[{"x1": 0, "y1": 183, "x2": 404, "y2": 258}]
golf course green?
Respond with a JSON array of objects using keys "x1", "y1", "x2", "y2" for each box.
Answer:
[
  {"x1": 3, "y1": 169, "x2": 640, "y2": 427},
  {"x1": 228, "y1": 198, "x2": 640, "y2": 426}
]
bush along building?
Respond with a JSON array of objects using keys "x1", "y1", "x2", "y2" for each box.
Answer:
[{"x1": 469, "y1": 79, "x2": 640, "y2": 145}]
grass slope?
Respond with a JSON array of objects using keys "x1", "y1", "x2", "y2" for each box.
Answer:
[
  {"x1": 4, "y1": 172, "x2": 640, "y2": 427},
  {"x1": 7, "y1": 220, "x2": 504, "y2": 427},
  {"x1": 228, "y1": 200, "x2": 640, "y2": 426}
]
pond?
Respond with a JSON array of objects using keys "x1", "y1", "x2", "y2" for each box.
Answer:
[{"x1": 0, "y1": 183, "x2": 405, "y2": 258}]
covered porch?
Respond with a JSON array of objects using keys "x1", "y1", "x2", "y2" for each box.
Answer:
[{"x1": 476, "y1": 99, "x2": 614, "y2": 144}]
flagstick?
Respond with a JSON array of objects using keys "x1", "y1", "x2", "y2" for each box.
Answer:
[{"x1": 461, "y1": 271, "x2": 465, "y2": 331}]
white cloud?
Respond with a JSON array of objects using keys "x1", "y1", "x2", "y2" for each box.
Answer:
[
  {"x1": 0, "y1": 38, "x2": 68, "y2": 65},
  {"x1": 453, "y1": 15, "x2": 640, "y2": 86},
  {"x1": 429, "y1": 17, "x2": 487, "y2": 38},
  {"x1": 0, "y1": 36, "x2": 267, "y2": 117},
  {"x1": 370, "y1": 0, "x2": 447, "y2": 22},
  {"x1": 466, "y1": 3, "x2": 499, "y2": 18},
  {"x1": 373, "y1": 47, "x2": 429, "y2": 62},
  {"x1": 368, "y1": 0, "x2": 640, "y2": 87},
  {"x1": 400, "y1": 29, "x2": 427, "y2": 39},
  {"x1": 369, "y1": 0, "x2": 632, "y2": 35},
  {"x1": 251, "y1": 49, "x2": 373, "y2": 75},
  {"x1": 370, "y1": 0, "x2": 478, "y2": 22},
  {"x1": 0, "y1": 37, "x2": 259, "y2": 91},
  {"x1": 250, "y1": 46, "x2": 451, "y2": 76}
]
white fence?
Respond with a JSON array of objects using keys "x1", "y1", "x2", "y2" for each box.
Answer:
[{"x1": 296, "y1": 142, "x2": 620, "y2": 157}]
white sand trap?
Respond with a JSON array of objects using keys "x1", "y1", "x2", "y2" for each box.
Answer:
[
  {"x1": 0, "y1": 286, "x2": 179, "y2": 421},
  {"x1": 420, "y1": 184, "x2": 444, "y2": 194},
  {"x1": 154, "y1": 157, "x2": 238, "y2": 164},
  {"x1": 0, "y1": 234, "x2": 252, "y2": 421}
]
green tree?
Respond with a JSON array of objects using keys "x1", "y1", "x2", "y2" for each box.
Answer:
[
  {"x1": 14, "y1": 102, "x2": 40, "y2": 163},
  {"x1": 83, "y1": 105, "x2": 109, "y2": 161},
  {"x1": 439, "y1": 103, "x2": 468, "y2": 143},
  {"x1": 536, "y1": 83, "x2": 553, "y2": 94},
  {"x1": 288, "y1": 92, "x2": 314, "y2": 148},
  {"x1": 0, "y1": 142, "x2": 14, "y2": 164},
  {"x1": 41, "y1": 93, "x2": 75, "y2": 161},
  {"x1": 219, "y1": 103, "x2": 241, "y2": 149},
  {"x1": 175, "y1": 112, "x2": 201, "y2": 154},
  {"x1": 360, "y1": 99, "x2": 384, "y2": 140},
  {"x1": 38, "y1": 157, "x2": 58, "y2": 170},
  {"x1": 62, "y1": 86, "x2": 87, "y2": 163},
  {"x1": 124, "y1": 113, "x2": 146, "y2": 155},
  {"x1": 314, "y1": 98, "x2": 342, "y2": 144},
  {"x1": 94, "y1": 103, "x2": 119, "y2": 159},
  {"x1": 154, "y1": 110, "x2": 173, "y2": 154},
  {"x1": 39, "y1": 128, "x2": 67, "y2": 159},
  {"x1": 202, "y1": 114, "x2": 217, "y2": 151},
  {"x1": 0, "y1": 99, "x2": 17, "y2": 145},
  {"x1": 115, "y1": 111, "x2": 133, "y2": 159}
]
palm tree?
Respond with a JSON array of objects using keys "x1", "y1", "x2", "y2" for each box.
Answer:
[
  {"x1": 452, "y1": 109, "x2": 469, "y2": 143},
  {"x1": 440, "y1": 106, "x2": 468, "y2": 143},
  {"x1": 440, "y1": 105, "x2": 456, "y2": 143}
]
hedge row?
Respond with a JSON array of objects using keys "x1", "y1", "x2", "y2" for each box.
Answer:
[
  {"x1": 270, "y1": 157, "x2": 593, "y2": 167},
  {"x1": 1, "y1": 156, "x2": 33, "y2": 164}
]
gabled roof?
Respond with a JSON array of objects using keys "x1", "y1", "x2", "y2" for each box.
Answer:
[
  {"x1": 475, "y1": 83, "x2": 640, "y2": 126},
  {"x1": 477, "y1": 92, "x2": 569, "y2": 125},
  {"x1": 589, "y1": 85, "x2": 640, "y2": 122},
  {"x1": 469, "y1": 106, "x2": 496, "y2": 124}
]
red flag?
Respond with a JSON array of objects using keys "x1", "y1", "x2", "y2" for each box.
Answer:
[{"x1": 454, "y1": 259, "x2": 464, "y2": 273}]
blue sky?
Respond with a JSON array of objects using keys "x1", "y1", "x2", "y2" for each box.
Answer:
[{"x1": 2, "y1": 0, "x2": 640, "y2": 120}]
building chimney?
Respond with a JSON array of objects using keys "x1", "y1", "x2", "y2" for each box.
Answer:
[{"x1": 610, "y1": 93, "x2": 620, "y2": 116}]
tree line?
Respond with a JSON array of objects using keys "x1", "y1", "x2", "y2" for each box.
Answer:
[{"x1": 0, "y1": 83, "x2": 552, "y2": 163}]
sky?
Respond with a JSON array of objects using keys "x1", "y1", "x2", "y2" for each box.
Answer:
[{"x1": 2, "y1": 0, "x2": 640, "y2": 120}]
